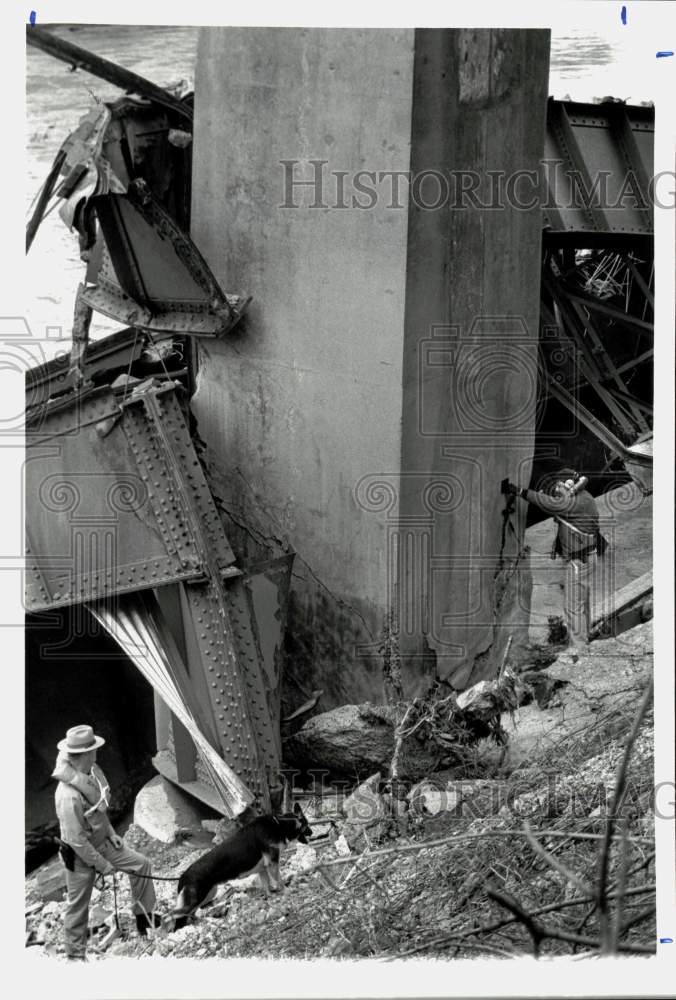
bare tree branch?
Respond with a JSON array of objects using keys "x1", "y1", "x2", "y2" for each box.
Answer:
[
  {"x1": 387, "y1": 882, "x2": 655, "y2": 962},
  {"x1": 390, "y1": 703, "x2": 415, "y2": 783},
  {"x1": 487, "y1": 886, "x2": 654, "y2": 957},
  {"x1": 596, "y1": 678, "x2": 653, "y2": 953},
  {"x1": 574, "y1": 850, "x2": 655, "y2": 944},
  {"x1": 523, "y1": 820, "x2": 589, "y2": 895},
  {"x1": 486, "y1": 886, "x2": 545, "y2": 957},
  {"x1": 610, "y1": 818, "x2": 630, "y2": 952},
  {"x1": 308, "y1": 826, "x2": 652, "y2": 876},
  {"x1": 620, "y1": 904, "x2": 656, "y2": 935}
]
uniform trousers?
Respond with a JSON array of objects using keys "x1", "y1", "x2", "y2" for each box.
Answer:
[
  {"x1": 563, "y1": 551, "x2": 597, "y2": 646},
  {"x1": 63, "y1": 840, "x2": 156, "y2": 958}
]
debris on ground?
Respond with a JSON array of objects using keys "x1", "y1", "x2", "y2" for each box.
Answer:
[
  {"x1": 26, "y1": 623, "x2": 655, "y2": 961},
  {"x1": 285, "y1": 665, "x2": 525, "y2": 783}
]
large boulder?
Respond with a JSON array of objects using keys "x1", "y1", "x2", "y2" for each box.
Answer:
[
  {"x1": 133, "y1": 775, "x2": 207, "y2": 844},
  {"x1": 283, "y1": 703, "x2": 440, "y2": 780}
]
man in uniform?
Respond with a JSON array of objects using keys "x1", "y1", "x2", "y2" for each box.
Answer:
[
  {"x1": 502, "y1": 468, "x2": 604, "y2": 660},
  {"x1": 53, "y1": 724, "x2": 160, "y2": 960}
]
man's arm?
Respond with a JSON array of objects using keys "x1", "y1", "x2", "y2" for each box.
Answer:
[
  {"x1": 520, "y1": 488, "x2": 571, "y2": 517},
  {"x1": 502, "y1": 479, "x2": 569, "y2": 516},
  {"x1": 57, "y1": 792, "x2": 113, "y2": 872}
]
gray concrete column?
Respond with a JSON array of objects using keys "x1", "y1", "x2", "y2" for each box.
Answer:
[
  {"x1": 190, "y1": 27, "x2": 550, "y2": 703},
  {"x1": 399, "y1": 29, "x2": 550, "y2": 693}
]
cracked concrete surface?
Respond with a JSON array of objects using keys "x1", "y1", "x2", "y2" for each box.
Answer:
[{"x1": 190, "y1": 29, "x2": 549, "y2": 705}]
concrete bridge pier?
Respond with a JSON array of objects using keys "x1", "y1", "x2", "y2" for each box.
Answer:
[
  {"x1": 399, "y1": 29, "x2": 549, "y2": 693},
  {"x1": 190, "y1": 27, "x2": 550, "y2": 703}
]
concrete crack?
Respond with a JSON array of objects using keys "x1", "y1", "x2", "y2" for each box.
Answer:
[
  {"x1": 214, "y1": 498, "x2": 280, "y2": 552},
  {"x1": 291, "y1": 564, "x2": 375, "y2": 641}
]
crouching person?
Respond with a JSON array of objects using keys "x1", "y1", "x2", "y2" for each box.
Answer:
[{"x1": 53, "y1": 725, "x2": 160, "y2": 960}]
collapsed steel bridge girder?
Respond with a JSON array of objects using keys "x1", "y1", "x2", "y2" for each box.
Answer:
[{"x1": 25, "y1": 380, "x2": 291, "y2": 814}]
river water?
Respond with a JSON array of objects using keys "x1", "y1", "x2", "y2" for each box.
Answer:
[{"x1": 25, "y1": 25, "x2": 656, "y2": 361}]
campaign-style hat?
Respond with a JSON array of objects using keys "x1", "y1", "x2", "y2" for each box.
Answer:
[{"x1": 57, "y1": 724, "x2": 105, "y2": 753}]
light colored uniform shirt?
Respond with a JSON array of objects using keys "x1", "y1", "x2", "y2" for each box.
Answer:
[{"x1": 54, "y1": 764, "x2": 115, "y2": 871}]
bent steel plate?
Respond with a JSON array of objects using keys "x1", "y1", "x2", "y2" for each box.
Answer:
[
  {"x1": 25, "y1": 381, "x2": 235, "y2": 612},
  {"x1": 81, "y1": 185, "x2": 251, "y2": 336}
]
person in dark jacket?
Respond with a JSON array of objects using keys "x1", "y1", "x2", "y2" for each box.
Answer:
[{"x1": 502, "y1": 468, "x2": 603, "y2": 658}]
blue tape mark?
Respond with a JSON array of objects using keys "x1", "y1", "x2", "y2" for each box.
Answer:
[
  {"x1": 656, "y1": 51, "x2": 674, "y2": 58},
  {"x1": 621, "y1": 6, "x2": 627, "y2": 25},
  {"x1": 660, "y1": 937, "x2": 673, "y2": 943},
  {"x1": 29, "y1": 10, "x2": 36, "y2": 24}
]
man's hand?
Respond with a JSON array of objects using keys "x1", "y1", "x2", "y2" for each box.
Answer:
[
  {"x1": 99, "y1": 860, "x2": 115, "y2": 876},
  {"x1": 109, "y1": 833, "x2": 124, "y2": 849},
  {"x1": 500, "y1": 478, "x2": 519, "y2": 496}
]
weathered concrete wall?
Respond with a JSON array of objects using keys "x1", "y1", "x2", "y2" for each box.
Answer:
[
  {"x1": 191, "y1": 28, "x2": 414, "y2": 706},
  {"x1": 399, "y1": 30, "x2": 550, "y2": 693},
  {"x1": 191, "y1": 28, "x2": 550, "y2": 705}
]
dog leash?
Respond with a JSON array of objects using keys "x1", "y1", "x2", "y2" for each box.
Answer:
[
  {"x1": 127, "y1": 872, "x2": 181, "y2": 881},
  {"x1": 94, "y1": 871, "x2": 120, "y2": 920},
  {"x1": 95, "y1": 868, "x2": 180, "y2": 882},
  {"x1": 112, "y1": 872, "x2": 119, "y2": 927}
]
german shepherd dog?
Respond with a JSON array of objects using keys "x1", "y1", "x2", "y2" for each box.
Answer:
[{"x1": 169, "y1": 803, "x2": 312, "y2": 929}]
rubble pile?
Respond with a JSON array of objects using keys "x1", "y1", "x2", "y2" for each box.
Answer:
[
  {"x1": 284, "y1": 667, "x2": 523, "y2": 782},
  {"x1": 25, "y1": 623, "x2": 656, "y2": 961},
  {"x1": 25, "y1": 716, "x2": 655, "y2": 960}
]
